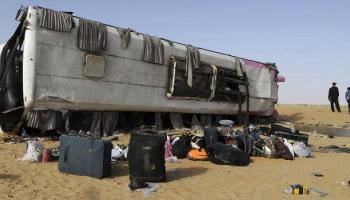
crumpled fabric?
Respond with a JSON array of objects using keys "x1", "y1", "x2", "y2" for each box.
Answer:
[
  {"x1": 283, "y1": 138, "x2": 294, "y2": 158},
  {"x1": 77, "y1": 18, "x2": 107, "y2": 53},
  {"x1": 191, "y1": 115, "x2": 201, "y2": 129},
  {"x1": 26, "y1": 110, "x2": 63, "y2": 131},
  {"x1": 141, "y1": 34, "x2": 164, "y2": 64},
  {"x1": 169, "y1": 113, "x2": 184, "y2": 129},
  {"x1": 101, "y1": 112, "x2": 119, "y2": 137},
  {"x1": 68, "y1": 111, "x2": 119, "y2": 137},
  {"x1": 111, "y1": 144, "x2": 127, "y2": 160},
  {"x1": 200, "y1": 115, "x2": 212, "y2": 127},
  {"x1": 165, "y1": 136, "x2": 177, "y2": 162},
  {"x1": 21, "y1": 140, "x2": 44, "y2": 162},
  {"x1": 39, "y1": 8, "x2": 74, "y2": 32},
  {"x1": 155, "y1": 113, "x2": 163, "y2": 130},
  {"x1": 116, "y1": 27, "x2": 131, "y2": 49},
  {"x1": 293, "y1": 142, "x2": 312, "y2": 157},
  {"x1": 129, "y1": 181, "x2": 159, "y2": 197},
  {"x1": 209, "y1": 64, "x2": 218, "y2": 100},
  {"x1": 185, "y1": 45, "x2": 200, "y2": 87}
]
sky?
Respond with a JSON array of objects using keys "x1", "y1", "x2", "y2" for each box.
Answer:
[{"x1": 0, "y1": 0, "x2": 349, "y2": 105}]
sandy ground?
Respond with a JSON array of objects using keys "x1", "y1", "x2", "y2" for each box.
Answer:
[
  {"x1": 1, "y1": 105, "x2": 350, "y2": 200},
  {"x1": 276, "y1": 104, "x2": 350, "y2": 127}
]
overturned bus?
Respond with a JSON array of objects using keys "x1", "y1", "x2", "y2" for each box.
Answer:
[{"x1": 0, "y1": 6, "x2": 284, "y2": 135}]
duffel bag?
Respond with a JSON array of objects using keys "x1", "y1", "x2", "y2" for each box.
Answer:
[
  {"x1": 172, "y1": 134, "x2": 193, "y2": 159},
  {"x1": 206, "y1": 143, "x2": 250, "y2": 166}
]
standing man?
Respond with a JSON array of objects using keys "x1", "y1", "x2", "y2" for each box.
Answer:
[
  {"x1": 345, "y1": 87, "x2": 350, "y2": 114},
  {"x1": 328, "y1": 82, "x2": 341, "y2": 112}
]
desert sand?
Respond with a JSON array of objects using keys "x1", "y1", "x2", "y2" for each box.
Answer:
[
  {"x1": 1, "y1": 104, "x2": 350, "y2": 200},
  {"x1": 277, "y1": 104, "x2": 349, "y2": 127}
]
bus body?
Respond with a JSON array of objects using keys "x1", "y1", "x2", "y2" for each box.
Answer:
[{"x1": 0, "y1": 6, "x2": 284, "y2": 132}]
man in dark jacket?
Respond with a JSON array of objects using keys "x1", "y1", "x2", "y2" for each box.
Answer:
[
  {"x1": 345, "y1": 87, "x2": 350, "y2": 114},
  {"x1": 328, "y1": 82, "x2": 341, "y2": 112}
]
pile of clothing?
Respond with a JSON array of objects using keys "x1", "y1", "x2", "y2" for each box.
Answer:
[
  {"x1": 167, "y1": 122, "x2": 252, "y2": 166},
  {"x1": 165, "y1": 122, "x2": 312, "y2": 166},
  {"x1": 249, "y1": 124, "x2": 312, "y2": 159}
]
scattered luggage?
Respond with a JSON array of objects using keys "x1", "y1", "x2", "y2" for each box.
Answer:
[
  {"x1": 274, "y1": 138, "x2": 294, "y2": 160},
  {"x1": 235, "y1": 134, "x2": 254, "y2": 155},
  {"x1": 21, "y1": 140, "x2": 44, "y2": 162},
  {"x1": 271, "y1": 124, "x2": 298, "y2": 134},
  {"x1": 42, "y1": 149, "x2": 51, "y2": 163},
  {"x1": 252, "y1": 139, "x2": 266, "y2": 157},
  {"x1": 270, "y1": 124, "x2": 309, "y2": 145},
  {"x1": 58, "y1": 135, "x2": 113, "y2": 179},
  {"x1": 165, "y1": 135, "x2": 175, "y2": 158},
  {"x1": 204, "y1": 127, "x2": 219, "y2": 146},
  {"x1": 293, "y1": 142, "x2": 312, "y2": 157},
  {"x1": 172, "y1": 134, "x2": 193, "y2": 158},
  {"x1": 283, "y1": 139, "x2": 294, "y2": 158},
  {"x1": 111, "y1": 144, "x2": 128, "y2": 161},
  {"x1": 206, "y1": 143, "x2": 250, "y2": 166},
  {"x1": 285, "y1": 184, "x2": 309, "y2": 195},
  {"x1": 191, "y1": 136, "x2": 206, "y2": 149},
  {"x1": 187, "y1": 149, "x2": 208, "y2": 161},
  {"x1": 273, "y1": 131, "x2": 309, "y2": 145},
  {"x1": 128, "y1": 130, "x2": 166, "y2": 183},
  {"x1": 263, "y1": 138, "x2": 279, "y2": 158}
]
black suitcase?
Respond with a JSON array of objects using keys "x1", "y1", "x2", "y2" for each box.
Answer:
[
  {"x1": 58, "y1": 135, "x2": 113, "y2": 179},
  {"x1": 204, "y1": 127, "x2": 219, "y2": 146},
  {"x1": 128, "y1": 130, "x2": 166, "y2": 182}
]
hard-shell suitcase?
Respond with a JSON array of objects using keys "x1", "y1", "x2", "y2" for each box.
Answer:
[
  {"x1": 58, "y1": 135, "x2": 113, "y2": 179},
  {"x1": 128, "y1": 130, "x2": 166, "y2": 182}
]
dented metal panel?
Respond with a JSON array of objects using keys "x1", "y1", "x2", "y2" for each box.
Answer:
[{"x1": 83, "y1": 55, "x2": 105, "y2": 78}]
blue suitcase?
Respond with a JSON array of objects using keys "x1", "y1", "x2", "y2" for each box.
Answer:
[{"x1": 58, "y1": 135, "x2": 113, "y2": 178}]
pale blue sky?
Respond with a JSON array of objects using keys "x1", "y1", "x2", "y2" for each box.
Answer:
[{"x1": 1, "y1": 0, "x2": 349, "y2": 105}]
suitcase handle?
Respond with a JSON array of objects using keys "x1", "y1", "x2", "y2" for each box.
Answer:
[{"x1": 63, "y1": 146, "x2": 70, "y2": 163}]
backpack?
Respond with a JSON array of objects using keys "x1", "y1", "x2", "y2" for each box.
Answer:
[
  {"x1": 187, "y1": 149, "x2": 208, "y2": 161},
  {"x1": 206, "y1": 143, "x2": 250, "y2": 166},
  {"x1": 172, "y1": 134, "x2": 193, "y2": 159}
]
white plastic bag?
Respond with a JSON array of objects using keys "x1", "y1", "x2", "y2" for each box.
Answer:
[
  {"x1": 283, "y1": 139, "x2": 294, "y2": 158},
  {"x1": 293, "y1": 142, "x2": 312, "y2": 157},
  {"x1": 21, "y1": 140, "x2": 44, "y2": 161},
  {"x1": 111, "y1": 144, "x2": 128, "y2": 160}
]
